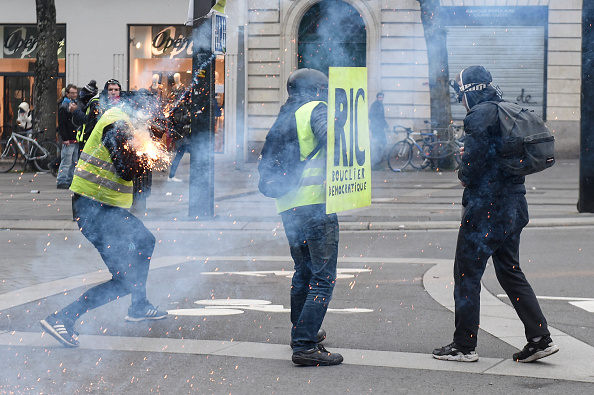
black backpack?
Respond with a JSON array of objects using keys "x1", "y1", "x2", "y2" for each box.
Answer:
[
  {"x1": 495, "y1": 101, "x2": 555, "y2": 176},
  {"x1": 258, "y1": 101, "x2": 323, "y2": 198}
]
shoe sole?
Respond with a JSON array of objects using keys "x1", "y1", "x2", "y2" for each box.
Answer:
[
  {"x1": 39, "y1": 319, "x2": 79, "y2": 348},
  {"x1": 292, "y1": 355, "x2": 343, "y2": 366},
  {"x1": 124, "y1": 314, "x2": 168, "y2": 322},
  {"x1": 432, "y1": 353, "x2": 479, "y2": 362},
  {"x1": 515, "y1": 345, "x2": 559, "y2": 363}
]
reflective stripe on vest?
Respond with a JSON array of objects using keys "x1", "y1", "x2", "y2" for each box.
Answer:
[
  {"x1": 275, "y1": 101, "x2": 326, "y2": 213},
  {"x1": 70, "y1": 107, "x2": 134, "y2": 208}
]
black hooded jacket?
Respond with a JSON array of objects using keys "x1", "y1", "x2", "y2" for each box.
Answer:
[{"x1": 458, "y1": 86, "x2": 525, "y2": 198}]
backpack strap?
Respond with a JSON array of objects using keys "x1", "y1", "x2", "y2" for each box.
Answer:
[{"x1": 304, "y1": 141, "x2": 324, "y2": 163}]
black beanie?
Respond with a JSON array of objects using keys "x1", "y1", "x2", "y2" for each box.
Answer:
[
  {"x1": 461, "y1": 66, "x2": 492, "y2": 86},
  {"x1": 83, "y1": 80, "x2": 98, "y2": 95}
]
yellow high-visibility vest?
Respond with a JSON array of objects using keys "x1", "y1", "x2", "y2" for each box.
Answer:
[
  {"x1": 275, "y1": 101, "x2": 326, "y2": 213},
  {"x1": 76, "y1": 96, "x2": 99, "y2": 143},
  {"x1": 70, "y1": 107, "x2": 134, "y2": 208}
]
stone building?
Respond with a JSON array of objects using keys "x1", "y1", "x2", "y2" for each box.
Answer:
[{"x1": 0, "y1": 0, "x2": 582, "y2": 163}]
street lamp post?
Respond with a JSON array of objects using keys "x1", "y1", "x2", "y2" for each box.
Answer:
[
  {"x1": 580, "y1": 2, "x2": 594, "y2": 213},
  {"x1": 188, "y1": 0, "x2": 217, "y2": 218}
]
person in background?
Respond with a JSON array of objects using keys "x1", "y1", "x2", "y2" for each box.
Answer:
[
  {"x1": 40, "y1": 100, "x2": 168, "y2": 348},
  {"x1": 432, "y1": 65, "x2": 558, "y2": 363},
  {"x1": 368, "y1": 92, "x2": 389, "y2": 170},
  {"x1": 16, "y1": 102, "x2": 33, "y2": 133},
  {"x1": 72, "y1": 80, "x2": 100, "y2": 152},
  {"x1": 56, "y1": 84, "x2": 78, "y2": 189}
]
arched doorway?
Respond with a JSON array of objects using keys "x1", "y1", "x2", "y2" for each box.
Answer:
[{"x1": 297, "y1": 0, "x2": 366, "y2": 74}]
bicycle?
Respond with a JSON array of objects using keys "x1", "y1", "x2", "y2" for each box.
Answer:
[
  {"x1": 387, "y1": 125, "x2": 460, "y2": 172},
  {"x1": 0, "y1": 128, "x2": 61, "y2": 174}
]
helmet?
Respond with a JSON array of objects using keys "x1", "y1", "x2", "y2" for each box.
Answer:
[{"x1": 286, "y1": 68, "x2": 328, "y2": 99}]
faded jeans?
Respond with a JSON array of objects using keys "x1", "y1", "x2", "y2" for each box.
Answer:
[
  {"x1": 57, "y1": 142, "x2": 79, "y2": 186},
  {"x1": 280, "y1": 204, "x2": 339, "y2": 352}
]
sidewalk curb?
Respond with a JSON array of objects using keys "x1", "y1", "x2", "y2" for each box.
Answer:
[{"x1": 3, "y1": 217, "x2": 594, "y2": 232}]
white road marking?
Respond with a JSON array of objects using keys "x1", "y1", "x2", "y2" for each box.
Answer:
[
  {"x1": 166, "y1": 298, "x2": 373, "y2": 316},
  {"x1": 569, "y1": 301, "x2": 594, "y2": 313},
  {"x1": 425, "y1": 261, "x2": 594, "y2": 384},
  {"x1": 1, "y1": 256, "x2": 592, "y2": 382},
  {"x1": 497, "y1": 294, "x2": 594, "y2": 313},
  {"x1": 0, "y1": 330, "x2": 583, "y2": 382}
]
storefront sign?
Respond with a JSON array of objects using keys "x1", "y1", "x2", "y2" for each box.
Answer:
[
  {"x1": 151, "y1": 26, "x2": 193, "y2": 58},
  {"x1": 326, "y1": 67, "x2": 371, "y2": 214},
  {"x1": 3, "y1": 25, "x2": 66, "y2": 59}
]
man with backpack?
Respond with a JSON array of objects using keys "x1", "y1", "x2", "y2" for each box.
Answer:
[
  {"x1": 432, "y1": 65, "x2": 558, "y2": 363},
  {"x1": 258, "y1": 68, "x2": 342, "y2": 366}
]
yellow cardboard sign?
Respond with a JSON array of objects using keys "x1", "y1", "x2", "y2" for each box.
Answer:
[{"x1": 326, "y1": 67, "x2": 371, "y2": 214}]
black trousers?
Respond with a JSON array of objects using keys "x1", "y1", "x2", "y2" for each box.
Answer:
[
  {"x1": 59, "y1": 195, "x2": 155, "y2": 321},
  {"x1": 453, "y1": 192, "x2": 549, "y2": 349}
]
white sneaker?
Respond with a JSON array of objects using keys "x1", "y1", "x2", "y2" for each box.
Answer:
[{"x1": 167, "y1": 177, "x2": 182, "y2": 182}]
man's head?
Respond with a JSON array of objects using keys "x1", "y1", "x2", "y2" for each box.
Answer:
[
  {"x1": 286, "y1": 68, "x2": 328, "y2": 101},
  {"x1": 65, "y1": 84, "x2": 78, "y2": 102},
  {"x1": 104, "y1": 79, "x2": 121, "y2": 99},
  {"x1": 376, "y1": 92, "x2": 384, "y2": 101},
  {"x1": 449, "y1": 65, "x2": 501, "y2": 111}
]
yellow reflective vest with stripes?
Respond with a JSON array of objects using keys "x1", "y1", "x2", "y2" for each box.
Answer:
[
  {"x1": 70, "y1": 107, "x2": 134, "y2": 208},
  {"x1": 275, "y1": 101, "x2": 326, "y2": 213}
]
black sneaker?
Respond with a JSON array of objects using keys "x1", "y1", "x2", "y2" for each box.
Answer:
[
  {"x1": 432, "y1": 342, "x2": 478, "y2": 362},
  {"x1": 40, "y1": 314, "x2": 79, "y2": 347},
  {"x1": 290, "y1": 328, "x2": 327, "y2": 349},
  {"x1": 292, "y1": 344, "x2": 343, "y2": 366},
  {"x1": 125, "y1": 303, "x2": 168, "y2": 322},
  {"x1": 513, "y1": 336, "x2": 559, "y2": 363}
]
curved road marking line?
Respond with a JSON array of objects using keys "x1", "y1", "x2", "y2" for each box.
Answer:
[{"x1": 423, "y1": 260, "x2": 594, "y2": 383}]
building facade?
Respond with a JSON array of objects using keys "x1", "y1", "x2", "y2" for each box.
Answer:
[{"x1": 0, "y1": 0, "x2": 582, "y2": 163}]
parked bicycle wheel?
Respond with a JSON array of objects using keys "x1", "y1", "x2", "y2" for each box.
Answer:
[
  {"x1": 33, "y1": 140, "x2": 61, "y2": 173},
  {"x1": 409, "y1": 142, "x2": 430, "y2": 170},
  {"x1": 426, "y1": 141, "x2": 457, "y2": 160},
  {"x1": 0, "y1": 139, "x2": 18, "y2": 173},
  {"x1": 387, "y1": 141, "x2": 411, "y2": 172}
]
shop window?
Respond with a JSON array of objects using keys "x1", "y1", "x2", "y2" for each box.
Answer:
[
  {"x1": 129, "y1": 25, "x2": 224, "y2": 153},
  {"x1": 0, "y1": 24, "x2": 66, "y2": 135},
  {"x1": 298, "y1": 0, "x2": 366, "y2": 74}
]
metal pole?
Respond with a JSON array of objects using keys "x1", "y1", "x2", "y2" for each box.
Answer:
[
  {"x1": 189, "y1": 0, "x2": 216, "y2": 218},
  {"x1": 579, "y1": 3, "x2": 594, "y2": 213}
]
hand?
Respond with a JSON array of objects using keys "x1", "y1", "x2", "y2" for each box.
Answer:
[
  {"x1": 459, "y1": 146, "x2": 465, "y2": 155},
  {"x1": 68, "y1": 102, "x2": 77, "y2": 113}
]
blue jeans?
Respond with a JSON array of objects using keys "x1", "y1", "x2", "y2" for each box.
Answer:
[
  {"x1": 57, "y1": 142, "x2": 79, "y2": 185},
  {"x1": 58, "y1": 195, "x2": 156, "y2": 321},
  {"x1": 453, "y1": 192, "x2": 549, "y2": 349},
  {"x1": 280, "y1": 204, "x2": 339, "y2": 352}
]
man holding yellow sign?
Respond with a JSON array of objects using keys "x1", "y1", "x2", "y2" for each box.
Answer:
[
  {"x1": 259, "y1": 68, "x2": 342, "y2": 366},
  {"x1": 258, "y1": 67, "x2": 371, "y2": 366}
]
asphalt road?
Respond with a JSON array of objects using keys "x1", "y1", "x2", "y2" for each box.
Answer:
[{"x1": 0, "y1": 159, "x2": 593, "y2": 394}]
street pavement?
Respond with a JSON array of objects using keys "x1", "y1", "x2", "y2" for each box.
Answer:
[{"x1": 0, "y1": 158, "x2": 593, "y2": 394}]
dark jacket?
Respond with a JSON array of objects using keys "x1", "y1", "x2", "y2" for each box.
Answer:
[
  {"x1": 72, "y1": 96, "x2": 101, "y2": 146},
  {"x1": 458, "y1": 87, "x2": 525, "y2": 199},
  {"x1": 58, "y1": 100, "x2": 77, "y2": 141},
  {"x1": 369, "y1": 100, "x2": 388, "y2": 132}
]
